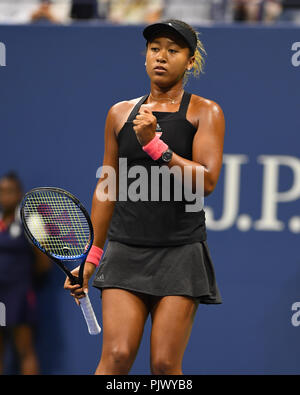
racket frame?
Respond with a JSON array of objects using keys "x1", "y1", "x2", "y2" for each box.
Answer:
[
  {"x1": 20, "y1": 187, "x2": 94, "y2": 288},
  {"x1": 20, "y1": 187, "x2": 101, "y2": 335}
]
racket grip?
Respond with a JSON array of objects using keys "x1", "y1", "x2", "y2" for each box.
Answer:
[{"x1": 80, "y1": 294, "x2": 101, "y2": 335}]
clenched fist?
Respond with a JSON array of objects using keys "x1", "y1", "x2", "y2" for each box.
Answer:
[{"x1": 133, "y1": 105, "x2": 157, "y2": 146}]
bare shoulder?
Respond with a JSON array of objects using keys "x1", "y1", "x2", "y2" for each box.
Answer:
[
  {"x1": 109, "y1": 97, "x2": 142, "y2": 116},
  {"x1": 190, "y1": 94, "x2": 224, "y2": 117},
  {"x1": 108, "y1": 96, "x2": 146, "y2": 136},
  {"x1": 186, "y1": 94, "x2": 224, "y2": 129}
]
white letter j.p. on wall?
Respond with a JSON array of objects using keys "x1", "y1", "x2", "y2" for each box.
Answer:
[
  {"x1": 0, "y1": 302, "x2": 6, "y2": 326},
  {"x1": 0, "y1": 42, "x2": 6, "y2": 67}
]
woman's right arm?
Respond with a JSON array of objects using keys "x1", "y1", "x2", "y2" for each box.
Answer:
[
  {"x1": 90, "y1": 104, "x2": 120, "y2": 251},
  {"x1": 65, "y1": 101, "x2": 136, "y2": 299},
  {"x1": 64, "y1": 105, "x2": 122, "y2": 304},
  {"x1": 64, "y1": 104, "x2": 120, "y2": 298},
  {"x1": 90, "y1": 98, "x2": 140, "y2": 249}
]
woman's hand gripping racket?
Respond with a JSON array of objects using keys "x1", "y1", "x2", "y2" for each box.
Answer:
[{"x1": 20, "y1": 187, "x2": 101, "y2": 335}]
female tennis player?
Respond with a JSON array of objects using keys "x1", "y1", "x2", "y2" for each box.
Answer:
[{"x1": 65, "y1": 19, "x2": 225, "y2": 375}]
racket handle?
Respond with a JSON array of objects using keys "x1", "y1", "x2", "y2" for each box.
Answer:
[{"x1": 80, "y1": 294, "x2": 101, "y2": 335}]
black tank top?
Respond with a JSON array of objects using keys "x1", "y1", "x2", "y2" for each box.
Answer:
[{"x1": 107, "y1": 91, "x2": 207, "y2": 246}]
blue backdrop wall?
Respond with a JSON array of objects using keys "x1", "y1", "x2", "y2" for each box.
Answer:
[{"x1": 0, "y1": 23, "x2": 300, "y2": 374}]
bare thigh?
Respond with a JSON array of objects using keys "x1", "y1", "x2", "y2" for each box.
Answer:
[
  {"x1": 150, "y1": 295, "x2": 199, "y2": 374},
  {"x1": 13, "y1": 325, "x2": 35, "y2": 352},
  {"x1": 95, "y1": 288, "x2": 150, "y2": 374},
  {"x1": 13, "y1": 325, "x2": 39, "y2": 375}
]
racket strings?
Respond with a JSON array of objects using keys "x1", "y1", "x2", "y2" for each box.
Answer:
[{"x1": 23, "y1": 190, "x2": 91, "y2": 258}]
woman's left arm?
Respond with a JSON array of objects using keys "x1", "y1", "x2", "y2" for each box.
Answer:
[{"x1": 169, "y1": 99, "x2": 225, "y2": 196}]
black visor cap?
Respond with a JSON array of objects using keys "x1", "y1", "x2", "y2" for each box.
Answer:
[{"x1": 143, "y1": 21, "x2": 197, "y2": 54}]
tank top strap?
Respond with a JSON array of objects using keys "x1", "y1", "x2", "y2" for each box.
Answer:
[
  {"x1": 127, "y1": 95, "x2": 149, "y2": 122},
  {"x1": 178, "y1": 91, "x2": 192, "y2": 117}
]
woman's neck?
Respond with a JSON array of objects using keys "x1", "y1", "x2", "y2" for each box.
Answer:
[
  {"x1": 149, "y1": 84, "x2": 184, "y2": 104},
  {"x1": 150, "y1": 85, "x2": 184, "y2": 98}
]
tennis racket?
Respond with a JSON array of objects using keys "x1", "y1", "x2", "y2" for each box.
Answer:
[{"x1": 20, "y1": 187, "x2": 101, "y2": 335}]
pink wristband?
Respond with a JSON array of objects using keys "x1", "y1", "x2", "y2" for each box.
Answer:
[
  {"x1": 86, "y1": 245, "x2": 104, "y2": 267},
  {"x1": 142, "y1": 135, "x2": 168, "y2": 161}
]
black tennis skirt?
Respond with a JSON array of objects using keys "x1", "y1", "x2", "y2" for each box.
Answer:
[{"x1": 92, "y1": 240, "x2": 222, "y2": 304}]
